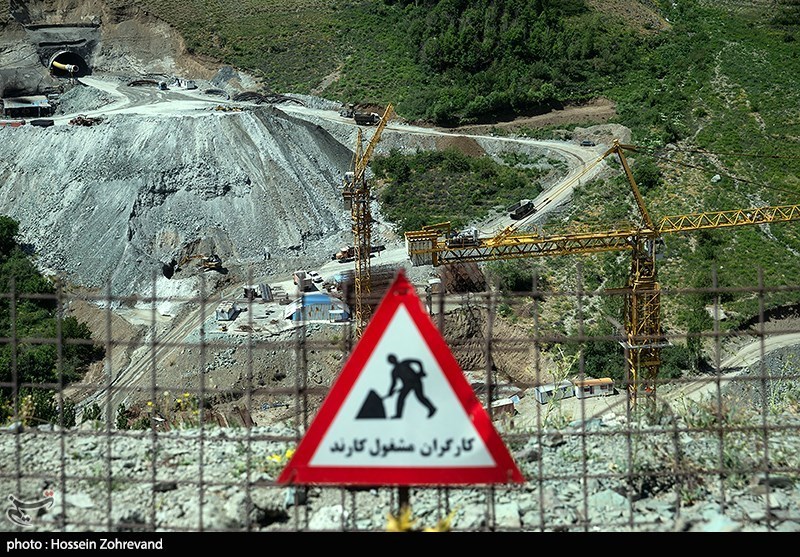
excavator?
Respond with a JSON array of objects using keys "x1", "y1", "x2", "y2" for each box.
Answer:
[{"x1": 175, "y1": 253, "x2": 223, "y2": 273}]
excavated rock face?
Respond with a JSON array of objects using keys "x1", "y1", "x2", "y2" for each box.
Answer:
[
  {"x1": 0, "y1": 2, "x2": 356, "y2": 299},
  {"x1": 0, "y1": 106, "x2": 353, "y2": 297},
  {"x1": 1, "y1": 0, "x2": 224, "y2": 95}
]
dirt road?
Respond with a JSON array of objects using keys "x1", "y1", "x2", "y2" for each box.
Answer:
[{"x1": 507, "y1": 330, "x2": 800, "y2": 429}]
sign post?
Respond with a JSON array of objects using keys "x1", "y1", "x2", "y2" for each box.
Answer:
[{"x1": 278, "y1": 269, "x2": 523, "y2": 505}]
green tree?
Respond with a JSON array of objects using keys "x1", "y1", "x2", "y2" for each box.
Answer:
[
  {"x1": 485, "y1": 259, "x2": 549, "y2": 294},
  {"x1": 0, "y1": 216, "x2": 19, "y2": 258},
  {"x1": 0, "y1": 216, "x2": 100, "y2": 426},
  {"x1": 632, "y1": 156, "x2": 662, "y2": 195}
]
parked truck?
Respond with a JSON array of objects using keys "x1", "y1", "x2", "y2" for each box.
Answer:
[
  {"x1": 332, "y1": 244, "x2": 386, "y2": 262},
  {"x1": 339, "y1": 103, "x2": 381, "y2": 125},
  {"x1": 332, "y1": 246, "x2": 355, "y2": 262},
  {"x1": 507, "y1": 199, "x2": 536, "y2": 220},
  {"x1": 353, "y1": 112, "x2": 381, "y2": 125}
]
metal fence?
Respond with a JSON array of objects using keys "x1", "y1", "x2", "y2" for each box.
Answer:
[{"x1": 1, "y1": 267, "x2": 799, "y2": 533}]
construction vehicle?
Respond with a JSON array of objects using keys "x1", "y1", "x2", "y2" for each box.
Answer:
[
  {"x1": 176, "y1": 253, "x2": 223, "y2": 273},
  {"x1": 339, "y1": 103, "x2": 381, "y2": 125},
  {"x1": 332, "y1": 244, "x2": 386, "y2": 263},
  {"x1": 353, "y1": 112, "x2": 381, "y2": 126},
  {"x1": 446, "y1": 227, "x2": 480, "y2": 248},
  {"x1": 342, "y1": 103, "x2": 395, "y2": 337},
  {"x1": 198, "y1": 254, "x2": 223, "y2": 271},
  {"x1": 332, "y1": 246, "x2": 355, "y2": 262},
  {"x1": 405, "y1": 140, "x2": 800, "y2": 406},
  {"x1": 339, "y1": 103, "x2": 355, "y2": 118},
  {"x1": 507, "y1": 199, "x2": 536, "y2": 220}
]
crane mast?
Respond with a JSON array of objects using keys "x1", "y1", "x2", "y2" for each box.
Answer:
[
  {"x1": 343, "y1": 104, "x2": 395, "y2": 338},
  {"x1": 405, "y1": 140, "x2": 800, "y2": 406}
]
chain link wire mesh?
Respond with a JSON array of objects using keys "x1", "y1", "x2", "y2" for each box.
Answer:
[{"x1": 1, "y1": 264, "x2": 799, "y2": 533}]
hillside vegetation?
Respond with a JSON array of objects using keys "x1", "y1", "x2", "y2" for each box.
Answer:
[
  {"x1": 0, "y1": 217, "x2": 102, "y2": 426},
  {"x1": 134, "y1": 0, "x2": 800, "y2": 228},
  {"x1": 129, "y1": 0, "x2": 800, "y2": 372},
  {"x1": 138, "y1": 0, "x2": 649, "y2": 126}
]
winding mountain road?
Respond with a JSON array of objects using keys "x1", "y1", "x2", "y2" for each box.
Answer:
[{"x1": 62, "y1": 75, "x2": 796, "y2": 419}]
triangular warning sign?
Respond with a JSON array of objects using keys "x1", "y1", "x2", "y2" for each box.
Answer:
[{"x1": 277, "y1": 269, "x2": 524, "y2": 486}]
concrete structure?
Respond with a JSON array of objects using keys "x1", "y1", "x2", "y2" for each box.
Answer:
[
  {"x1": 534, "y1": 380, "x2": 574, "y2": 404},
  {"x1": 215, "y1": 301, "x2": 240, "y2": 321},
  {"x1": 173, "y1": 78, "x2": 197, "y2": 89},
  {"x1": 243, "y1": 283, "x2": 273, "y2": 301},
  {"x1": 283, "y1": 292, "x2": 349, "y2": 322},
  {"x1": 31, "y1": 24, "x2": 99, "y2": 79},
  {"x1": 490, "y1": 395, "x2": 519, "y2": 419},
  {"x1": 1, "y1": 95, "x2": 51, "y2": 118},
  {"x1": 573, "y1": 378, "x2": 614, "y2": 399},
  {"x1": 293, "y1": 270, "x2": 312, "y2": 292}
]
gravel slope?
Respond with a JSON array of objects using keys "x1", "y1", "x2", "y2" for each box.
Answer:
[{"x1": 0, "y1": 105, "x2": 353, "y2": 298}]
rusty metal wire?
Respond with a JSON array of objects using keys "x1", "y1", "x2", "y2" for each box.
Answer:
[{"x1": 1, "y1": 265, "x2": 799, "y2": 533}]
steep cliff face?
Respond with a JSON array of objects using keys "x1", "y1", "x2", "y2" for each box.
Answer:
[{"x1": 0, "y1": 105, "x2": 353, "y2": 297}]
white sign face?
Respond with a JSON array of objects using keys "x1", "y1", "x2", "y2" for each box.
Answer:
[{"x1": 309, "y1": 305, "x2": 495, "y2": 468}]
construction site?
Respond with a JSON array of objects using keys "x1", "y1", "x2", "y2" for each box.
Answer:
[{"x1": 1, "y1": 0, "x2": 799, "y2": 534}]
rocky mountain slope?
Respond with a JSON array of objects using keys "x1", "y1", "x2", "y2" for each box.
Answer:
[
  {"x1": 1, "y1": 105, "x2": 354, "y2": 298},
  {"x1": 0, "y1": 0, "x2": 373, "y2": 299}
]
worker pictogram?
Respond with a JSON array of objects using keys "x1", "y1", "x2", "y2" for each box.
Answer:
[
  {"x1": 277, "y1": 270, "x2": 524, "y2": 486},
  {"x1": 356, "y1": 354, "x2": 436, "y2": 420}
]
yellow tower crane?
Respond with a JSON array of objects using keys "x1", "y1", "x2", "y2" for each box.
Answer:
[
  {"x1": 405, "y1": 140, "x2": 800, "y2": 406},
  {"x1": 342, "y1": 103, "x2": 395, "y2": 337}
]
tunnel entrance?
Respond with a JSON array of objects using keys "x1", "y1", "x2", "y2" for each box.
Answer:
[
  {"x1": 162, "y1": 260, "x2": 177, "y2": 279},
  {"x1": 48, "y1": 51, "x2": 89, "y2": 78}
]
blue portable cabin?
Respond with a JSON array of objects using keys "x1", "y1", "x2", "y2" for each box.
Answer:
[{"x1": 283, "y1": 292, "x2": 350, "y2": 322}]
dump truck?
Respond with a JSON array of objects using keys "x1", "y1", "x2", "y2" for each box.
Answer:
[
  {"x1": 339, "y1": 102, "x2": 382, "y2": 125},
  {"x1": 332, "y1": 244, "x2": 386, "y2": 262},
  {"x1": 507, "y1": 199, "x2": 536, "y2": 220},
  {"x1": 353, "y1": 112, "x2": 381, "y2": 125},
  {"x1": 332, "y1": 246, "x2": 355, "y2": 262}
]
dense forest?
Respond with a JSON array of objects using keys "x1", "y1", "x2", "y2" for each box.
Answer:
[{"x1": 352, "y1": 0, "x2": 638, "y2": 126}]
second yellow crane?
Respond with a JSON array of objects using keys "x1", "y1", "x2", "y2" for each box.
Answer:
[{"x1": 405, "y1": 141, "x2": 800, "y2": 406}]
